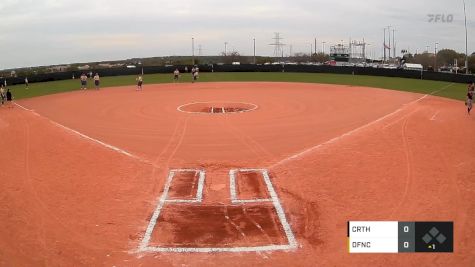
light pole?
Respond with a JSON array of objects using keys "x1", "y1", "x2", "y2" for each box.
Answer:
[
  {"x1": 434, "y1": 42, "x2": 439, "y2": 71},
  {"x1": 253, "y1": 38, "x2": 256, "y2": 64},
  {"x1": 463, "y1": 0, "x2": 469, "y2": 74},
  {"x1": 383, "y1": 28, "x2": 387, "y2": 63},
  {"x1": 387, "y1": 26, "x2": 392, "y2": 59},
  {"x1": 322, "y1": 41, "x2": 326, "y2": 54},
  {"x1": 192, "y1": 37, "x2": 195, "y2": 65},
  {"x1": 392, "y1": 29, "x2": 396, "y2": 59},
  {"x1": 314, "y1": 37, "x2": 317, "y2": 55}
]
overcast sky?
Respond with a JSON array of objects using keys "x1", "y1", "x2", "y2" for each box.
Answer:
[{"x1": 0, "y1": 0, "x2": 474, "y2": 69}]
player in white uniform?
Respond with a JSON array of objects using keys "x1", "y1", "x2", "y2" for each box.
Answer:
[
  {"x1": 136, "y1": 75, "x2": 143, "y2": 90},
  {"x1": 173, "y1": 69, "x2": 180, "y2": 82},
  {"x1": 0, "y1": 85, "x2": 5, "y2": 105},
  {"x1": 93, "y1": 73, "x2": 100, "y2": 90},
  {"x1": 80, "y1": 73, "x2": 87, "y2": 90}
]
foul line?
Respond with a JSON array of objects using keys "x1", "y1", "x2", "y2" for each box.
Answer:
[
  {"x1": 14, "y1": 102, "x2": 149, "y2": 164},
  {"x1": 269, "y1": 83, "x2": 455, "y2": 169},
  {"x1": 429, "y1": 83, "x2": 454, "y2": 95},
  {"x1": 269, "y1": 93, "x2": 432, "y2": 169}
]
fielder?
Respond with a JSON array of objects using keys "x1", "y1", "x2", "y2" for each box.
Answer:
[
  {"x1": 466, "y1": 81, "x2": 474, "y2": 115},
  {"x1": 136, "y1": 75, "x2": 143, "y2": 90},
  {"x1": 173, "y1": 69, "x2": 180, "y2": 82},
  {"x1": 94, "y1": 73, "x2": 100, "y2": 90},
  {"x1": 80, "y1": 73, "x2": 87, "y2": 90}
]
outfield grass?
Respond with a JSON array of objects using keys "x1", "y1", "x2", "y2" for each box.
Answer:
[{"x1": 8, "y1": 72, "x2": 468, "y2": 101}]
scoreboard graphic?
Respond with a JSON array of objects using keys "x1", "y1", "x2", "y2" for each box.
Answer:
[{"x1": 348, "y1": 221, "x2": 453, "y2": 253}]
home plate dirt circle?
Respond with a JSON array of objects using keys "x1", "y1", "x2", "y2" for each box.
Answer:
[{"x1": 177, "y1": 101, "x2": 258, "y2": 114}]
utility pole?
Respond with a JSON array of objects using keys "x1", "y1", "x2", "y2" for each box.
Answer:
[{"x1": 463, "y1": 0, "x2": 469, "y2": 74}]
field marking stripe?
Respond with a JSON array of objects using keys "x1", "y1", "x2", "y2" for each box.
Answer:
[
  {"x1": 229, "y1": 170, "x2": 238, "y2": 202},
  {"x1": 269, "y1": 94, "x2": 429, "y2": 169},
  {"x1": 139, "y1": 170, "x2": 175, "y2": 250},
  {"x1": 165, "y1": 199, "x2": 201, "y2": 203},
  {"x1": 232, "y1": 199, "x2": 272, "y2": 203},
  {"x1": 196, "y1": 170, "x2": 206, "y2": 202},
  {"x1": 14, "y1": 102, "x2": 149, "y2": 164},
  {"x1": 139, "y1": 244, "x2": 294, "y2": 253},
  {"x1": 262, "y1": 170, "x2": 298, "y2": 248},
  {"x1": 430, "y1": 83, "x2": 454, "y2": 95}
]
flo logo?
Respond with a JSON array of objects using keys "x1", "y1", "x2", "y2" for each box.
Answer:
[{"x1": 428, "y1": 14, "x2": 454, "y2": 23}]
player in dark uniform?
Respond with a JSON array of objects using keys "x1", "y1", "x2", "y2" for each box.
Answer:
[{"x1": 6, "y1": 89, "x2": 13, "y2": 108}]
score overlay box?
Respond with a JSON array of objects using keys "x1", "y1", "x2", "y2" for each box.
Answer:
[{"x1": 348, "y1": 221, "x2": 453, "y2": 253}]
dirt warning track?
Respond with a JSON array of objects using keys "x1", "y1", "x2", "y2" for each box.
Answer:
[{"x1": 1, "y1": 82, "x2": 474, "y2": 266}]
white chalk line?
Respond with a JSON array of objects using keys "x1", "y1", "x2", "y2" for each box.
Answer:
[
  {"x1": 139, "y1": 169, "x2": 206, "y2": 251},
  {"x1": 162, "y1": 169, "x2": 206, "y2": 203},
  {"x1": 261, "y1": 169, "x2": 298, "y2": 248},
  {"x1": 14, "y1": 102, "x2": 150, "y2": 165},
  {"x1": 229, "y1": 169, "x2": 272, "y2": 204},
  {"x1": 138, "y1": 168, "x2": 297, "y2": 253},
  {"x1": 230, "y1": 169, "x2": 297, "y2": 248},
  {"x1": 233, "y1": 199, "x2": 273, "y2": 204},
  {"x1": 269, "y1": 94, "x2": 430, "y2": 169},
  {"x1": 429, "y1": 83, "x2": 454, "y2": 95},
  {"x1": 140, "y1": 244, "x2": 295, "y2": 253},
  {"x1": 229, "y1": 169, "x2": 238, "y2": 203},
  {"x1": 138, "y1": 170, "x2": 175, "y2": 251}
]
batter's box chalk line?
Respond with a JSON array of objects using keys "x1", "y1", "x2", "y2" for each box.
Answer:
[{"x1": 137, "y1": 168, "x2": 298, "y2": 253}]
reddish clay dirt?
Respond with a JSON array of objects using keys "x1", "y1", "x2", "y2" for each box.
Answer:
[
  {"x1": 236, "y1": 171, "x2": 270, "y2": 200},
  {"x1": 1, "y1": 82, "x2": 474, "y2": 266},
  {"x1": 149, "y1": 204, "x2": 286, "y2": 248},
  {"x1": 167, "y1": 171, "x2": 200, "y2": 200}
]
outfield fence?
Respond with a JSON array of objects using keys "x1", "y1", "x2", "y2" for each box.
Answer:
[{"x1": 2, "y1": 64, "x2": 474, "y2": 85}]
